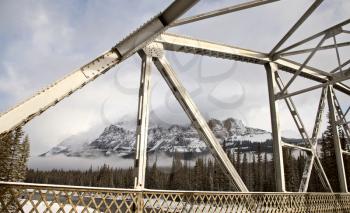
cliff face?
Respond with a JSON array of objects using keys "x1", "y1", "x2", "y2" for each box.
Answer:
[{"x1": 41, "y1": 118, "x2": 272, "y2": 157}]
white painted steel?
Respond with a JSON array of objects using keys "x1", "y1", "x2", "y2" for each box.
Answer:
[{"x1": 152, "y1": 54, "x2": 248, "y2": 192}]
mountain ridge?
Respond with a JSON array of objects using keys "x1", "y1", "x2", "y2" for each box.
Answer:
[{"x1": 41, "y1": 117, "x2": 273, "y2": 157}]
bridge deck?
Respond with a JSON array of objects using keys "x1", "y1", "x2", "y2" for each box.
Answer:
[{"x1": 1, "y1": 181, "x2": 350, "y2": 212}]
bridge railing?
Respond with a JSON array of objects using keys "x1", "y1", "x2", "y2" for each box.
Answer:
[{"x1": 1, "y1": 181, "x2": 350, "y2": 212}]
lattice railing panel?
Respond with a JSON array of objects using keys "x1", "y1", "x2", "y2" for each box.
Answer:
[
  {"x1": 1, "y1": 182, "x2": 350, "y2": 212},
  {"x1": 0, "y1": 182, "x2": 138, "y2": 213}
]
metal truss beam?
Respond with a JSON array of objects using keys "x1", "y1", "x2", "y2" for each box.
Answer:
[
  {"x1": 344, "y1": 107, "x2": 350, "y2": 118},
  {"x1": 327, "y1": 85, "x2": 348, "y2": 192},
  {"x1": 333, "y1": 36, "x2": 343, "y2": 73},
  {"x1": 278, "y1": 34, "x2": 327, "y2": 96},
  {"x1": 265, "y1": 62, "x2": 285, "y2": 192},
  {"x1": 276, "y1": 69, "x2": 350, "y2": 100},
  {"x1": 270, "y1": 0, "x2": 323, "y2": 55},
  {"x1": 275, "y1": 72, "x2": 332, "y2": 192},
  {"x1": 282, "y1": 142, "x2": 312, "y2": 153},
  {"x1": 330, "y1": 59, "x2": 350, "y2": 73},
  {"x1": 171, "y1": 0, "x2": 279, "y2": 27},
  {"x1": 156, "y1": 33, "x2": 270, "y2": 64},
  {"x1": 0, "y1": 0, "x2": 199, "y2": 135},
  {"x1": 134, "y1": 52, "x2": 152, "y2": 190},
  {"x1": 275, "y1": 19, "x2": 349, "y2": 55},
  {"x1": 152, "y1": 54, "x2": 248, "y2": 192},
  {"x1": 299, "y1": 87, "x2": 327, "y2": 192},
  {"x1": 311, "y1": 87, "x2": 328, "y2": 145},
  {"x1": 280, "y1": 41, "x2": 350, "y2": 57},
  {"x1": 332, "y1": 91, "x2": 350, "y2": 145},
  {"x1": 299, "y1": 154, "x2": 314, "y2": 192},
  {"x1": 155, "y1": 33, "x2": 350, "y2": 95}
]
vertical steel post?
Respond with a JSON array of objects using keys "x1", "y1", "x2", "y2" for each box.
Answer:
[
  {"x1": 134, "y1": 53, "x2": 152, "y2": 190},
  {"x1": 265, "y1": 62, "x2": 286, "y2": 192},
  {"x1": 327, "y1": 85, "x2": 348, "y2": 192}
]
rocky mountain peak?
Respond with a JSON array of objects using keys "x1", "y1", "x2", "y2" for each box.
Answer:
[
  {"x1": 223, "y1": 118, "x2": 246, "y2": 134},
  {"x1": 208, "y1": 118, "x2": 223, "y2": 131},
  {"x1": 41, "y1": 117, "x2": 272, "y2": 157}
]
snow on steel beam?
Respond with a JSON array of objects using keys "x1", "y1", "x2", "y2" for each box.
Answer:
[
  {"x1": 0, "y1": 0, "x2": 199, "y2": 135},
  {"x1": 171, "y1": 0, "x2": 279, "y2": 27},
  {"x1": 269, "y1": 0, "x2": 324, "y2": 55}
]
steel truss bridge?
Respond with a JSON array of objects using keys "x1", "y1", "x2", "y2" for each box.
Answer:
[{"x1": 0, "y1": 0, "x2": 350, "y2": 212}]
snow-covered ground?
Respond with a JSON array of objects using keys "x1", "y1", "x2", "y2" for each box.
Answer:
[{"x1": 21, "y1": 200, "x2": 99, "y2": 213}]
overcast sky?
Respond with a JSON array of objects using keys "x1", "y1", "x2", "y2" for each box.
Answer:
[{"x1": 0, "y1": 0, "x2": 349, "y2": 156}]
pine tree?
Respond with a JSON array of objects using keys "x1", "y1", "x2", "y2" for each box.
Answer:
[
  {"x1": 283, "y1": 148, "x2": 298, "y2": 191},
  {"x1": 207, "y1": 159, "x2": 214, "y2": 191},
  {"x1": 320, "y1": 114, "x2": 339, "y2": 192},
  {"x1": 0, "y1": 128, "x2": 30, "y2": 182},
  {"x1": 262, "y1": 152, "x2": 269, "y2": 191},
  {"x1": 251, "y1": 154, "x2": 256, "y2": 191},
  {"x1": 340, "y1": 130, "x2": 350, "y2": 191},
  {"x1": 256, "y1": 144, "x2": 262, "y2": 191},
  {"x1": 147, "y1": 161, "x2": 159, "y2": 189},
  {"x1": 18, "y1": 135, "x2": 30, "y2": 181},
  {"x1": 167, "y1": 153, "x2": 183, "y2": 190},
  {"x1": 236, "y1": 145, "x2": 241, "y2": 175},
  {"x1": 241, "y1": 152, "x2": 248, "y2": 188}
]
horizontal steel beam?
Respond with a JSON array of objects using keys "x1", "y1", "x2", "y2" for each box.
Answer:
[
  {"x1": 155, "y1": 33, "x2": 270, "y2": 64},
  {"x1": 282, "y1": 141, "x2": 312, "y2": 153},
  {"x1": 155, "y1": 33, "x2": 350, "y2": 95},
  {"x1": 171, "y1": 0, "x2": 279, "y2": 27},
  {"x1": 276, "y1": 68, "x2": 350, "y2": 100}
]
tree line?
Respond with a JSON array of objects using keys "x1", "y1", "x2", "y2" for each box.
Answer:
[
  {"x1": 1, "y1": 117, "x2": 350, "y2": 192},
  {"x1": 0, "y1": 127, "x2": 30, "y2": 182},
  {"x1": 25, "y1": 125, "x2": 350, "y2": 192}
]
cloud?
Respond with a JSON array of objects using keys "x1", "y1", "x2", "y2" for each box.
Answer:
[{"x1": 0, "y1": 0, "x2": 349, "y2": 156}]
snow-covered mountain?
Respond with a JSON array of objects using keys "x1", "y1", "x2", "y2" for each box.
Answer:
[{"x1": 41, "y1": 118, "x2": 272, "y2": 157}]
